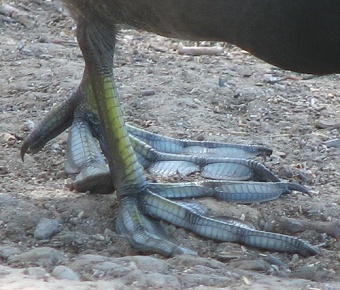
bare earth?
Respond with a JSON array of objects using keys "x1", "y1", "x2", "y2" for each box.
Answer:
[{"x1": 0, "y1": 1, "x2": 339, "y2": 289}]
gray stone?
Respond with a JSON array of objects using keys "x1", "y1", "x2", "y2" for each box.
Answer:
[
  {"x1": 0, "y1": 246, "x2": 22, "y2": 260},
  {"x1": 25, "y1": 267, "x2": 48, "y2": 279},
  {"x1": 143, "y1": 273, "x2": 181, "y2": 289},
  {"x1": 68, "y1": 254, "x2": 134, "y2": 279},
  {"x1": 34, "y1": 218, "x2": 60, "y2": 240},
  {"x1": 180, "y1": 273, "x2": 237, "y2": 288},
  {"x1": 124, "y1": 272, "x2": 180, "y2": 289},
  {"x1": 7, "y1": 247, "x2": 65, "y2": 267},
  {"x1": 168, "y1": 255, "x2": 225, "y2": 270},
  {"x1": 118, "y1": 255, "x2": 169, "y2": 274},
  {"x1": 324, "y1": 138, "x2": 340, "y2": 148},
  {"x1": 229, "y1": 259, "x2": 271, "y2": 272},
  {"x1": 93, "y1": 261, "x2": 137, "y2": 278},
  {"x1": 52, "y1": 265, "x2": 80, "y2": 281}
]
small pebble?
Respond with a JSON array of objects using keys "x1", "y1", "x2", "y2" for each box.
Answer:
[
  {"x1": 229, "y1": 259, "x2": 271, "y2": 272},
  {"x1": 21, "y1": 120, "x2": 35, "y2": 132},
  {"x1": 0, "y1": 132, "x2": 16, "y2": 145},
  {"x1": 119, "y1": 255, "x2": 169, "y2": 274},
  {"x1": 8, "y1": 247, "x2": 65, "y2": 267},
  {"x1": 25, "y1": 267, "x2": 48, "y2": 279},
  {"x1": 126, "y1": 272, "x2": 181, "y2": 289},
  {"x1": 52, "y1": 265, "x2": 80, "y2": 281},
  {"x1": 0, "y1": 166, "x2": 9, "y2": 175},
  {"x1": 315, "y1": 118, "x2": 340, "y2": 129},
  {"x1": 34, "y1": 218, "x2": 60, "y2": 240},
  {"x1": 51, "y1": 143, "x2": 62, "y2": 153},
  {"x1": 179, "y1": 272, "x2": 236, "y2": 288},
  {"x1": 141, "y1": 89, "x2": 155, "y2": 96},
  {"x1": 324, "y1": 138, "x2": 340, "y2": 148},
  {"x1": 0, "y1": 246, "x2": 22, "y2": 260},
  {"x1": 265, "y1": 254, "x2": 288, "y2": 270},
  {"x1": 263, "y1": 74, "x2": 282, "y2": 84}
]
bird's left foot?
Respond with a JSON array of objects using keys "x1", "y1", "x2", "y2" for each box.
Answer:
[{"x1": 21, "y1": 89, "x2": 283, "y2": 193}]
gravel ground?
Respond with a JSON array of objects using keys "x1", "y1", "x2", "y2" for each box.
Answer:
[{"x1": 0, "y1": 1, "x2": 339, "y2": 289}]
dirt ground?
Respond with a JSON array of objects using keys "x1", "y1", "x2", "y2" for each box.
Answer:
[{"x1": 0, "y1": 1, "x2": 339, "y2": 289}]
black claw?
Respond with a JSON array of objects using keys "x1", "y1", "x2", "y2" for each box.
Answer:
[
  {"x1": 287, "y1": 183, "x2": 310, "y2": 196},
  {"x1": 299, "y1": 243, "x2": 319, "y2": 257},
  {"x1": 20, "y1": 139, "x2": 29, "y2": 161},
  {"x1": 256, "y1": 147, "x2": 273, "y2": 157},
  {"x1": 252, "y1": 161, "x2": 280, "y2": 182}
]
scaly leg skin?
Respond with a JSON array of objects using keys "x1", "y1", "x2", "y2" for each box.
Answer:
[{"x1": 21, "y1": 20, "x2": 318, "y2": 256}]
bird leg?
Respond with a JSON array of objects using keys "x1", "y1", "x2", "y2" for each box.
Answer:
[{"x1": 21, "y1": 19, "x2": 318, "y2": 257}]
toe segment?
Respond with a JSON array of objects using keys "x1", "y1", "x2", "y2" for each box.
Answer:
[
  {"x1": 116, "y1": 194, "x2": 196, "y2": 256},
  {"x1": 141, "y1": 187, "x2": 318, "y2": 256}
]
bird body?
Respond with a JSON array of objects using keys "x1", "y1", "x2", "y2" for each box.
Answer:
[{"x1": 63, "y1": 0, "x2": 340, "y2": 74}]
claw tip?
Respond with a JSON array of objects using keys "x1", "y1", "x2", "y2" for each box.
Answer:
[
  {"x1": 20, "y1": 140, "x2": 29, "y2": 161},
  {"x1": 288, "y1": 183, "x2": 310, "y2": 196}
]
